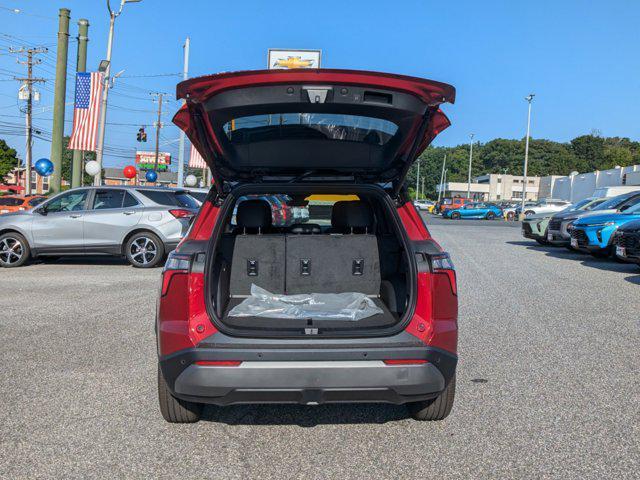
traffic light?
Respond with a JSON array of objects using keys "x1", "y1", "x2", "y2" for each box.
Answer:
[{"x1": 136, "y1": 127, "x2": 147, "y2": 142}]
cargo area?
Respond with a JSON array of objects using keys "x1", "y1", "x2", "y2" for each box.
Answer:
[{"x1": 206, "y1": 186, "x2": 415, "y2": 337}]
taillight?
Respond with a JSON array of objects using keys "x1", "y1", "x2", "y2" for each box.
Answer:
[
  {"x1": 430, "y1": 252, "x2": 457, "y2": 295},
  {"x1": 161, "y1": 252, "x2": 192, "y2": 296},
  {"x1": 383, "y1": 359, "x2": 428, "y2": 365},
  {"x1": 169, "y1": 209, "x2": 194, "y2": 219}
]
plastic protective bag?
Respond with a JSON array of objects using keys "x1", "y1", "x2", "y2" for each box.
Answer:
[{"x1": 228, "y1": 284, "x2": 383, "y2": 321}]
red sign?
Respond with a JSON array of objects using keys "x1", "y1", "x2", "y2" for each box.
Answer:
[{"x1": 135, "y1": 151, "x2": 171, "y2": 166}]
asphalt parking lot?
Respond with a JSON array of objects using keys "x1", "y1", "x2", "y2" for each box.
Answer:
[{"x1": 1, "y1": 217, "x2": 638, "y2": 479}]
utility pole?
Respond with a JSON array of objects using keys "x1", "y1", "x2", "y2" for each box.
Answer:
[
  {"x1": 443, "y1": 169, "x2": 448, "y2": 198},
  {"x1": 72, "y1": 19, "x2": 89, "y2": 188},
  {"x1": 50, "y1": 8, "x2": 71, "y2": 193},
  {"x1": 466, "y1": 133, "x2": 475, "y2": 199},
  {"x1": 437, "y1": 154, "x2": 447, "y2": 203},
  {"x1": 95, "y1": 0, "x2": 143, "y2": 186},
  {"x1": 415, "y1": 158, "x2": 420, "y2": 200},
  {"x1": 421, "y1": 178, "x2": 425, "y2": 200},
  {"x1": 152, "y1": 92, "x2": 166, "y2": 180},
  {"x1": 177, "y1": 37, "x2": 190, "y2": 188},
  {"x1": 12, "y1": 47, "x2": 47, "y2": 195},
  {"x1": 519, "y1": 94, "x2": 535, "y2": 220}
]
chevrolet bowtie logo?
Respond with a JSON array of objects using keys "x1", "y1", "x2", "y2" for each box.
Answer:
[{"x1": 272, "y1": 56, "x2": 315, "y2": 69}]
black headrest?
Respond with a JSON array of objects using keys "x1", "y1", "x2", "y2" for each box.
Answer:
[
  {"x1": 331, "y1": 201, "x2": 373, "y2": 231},
  {"x1": 289, "y1": 223, "x2": 321, "y2": 234},
  {"x1": 236, "y1": 199, "x2": 272, "y2": 230}
]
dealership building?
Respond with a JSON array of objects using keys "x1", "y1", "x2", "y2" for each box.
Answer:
[
  {"x1": 437, "y1": 174, "x2": 540, "y2": 201},
  {"x1": 538, "y1": 165, "x2": 640, "y2": 202}
]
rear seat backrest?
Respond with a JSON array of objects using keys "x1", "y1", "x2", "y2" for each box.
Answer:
[
  {"x1": 230, "y1": 200, "x2": 285, "y2": 296},
  {"x1": 286, "y1": 201, "x2": 380, "y2": 295}
]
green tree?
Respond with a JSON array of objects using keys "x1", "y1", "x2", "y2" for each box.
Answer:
[
  {"x1": 61, "y1": 136, "x2": 96, "y2": 186},
  {"x1": 405, "y1": 132, "x2": 639, "y2": 199},
  {"x1": 0, "y1": 139, "x2": 20, "y2": 181},
  {"x1": 570, "y1": 135, "x2": 605, "y2": 171}
]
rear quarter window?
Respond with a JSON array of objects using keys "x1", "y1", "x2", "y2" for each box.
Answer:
[{"x1": 137, "y1": 190, "x2": 199, "y2": 209}]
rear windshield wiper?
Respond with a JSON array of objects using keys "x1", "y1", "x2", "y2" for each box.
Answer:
[{"x1": 288, "y1": 170, "x2": 318, "y2": 183}]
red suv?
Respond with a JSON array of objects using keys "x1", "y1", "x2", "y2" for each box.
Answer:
[{"x1": 157, "y1": 69, "x2": 458, "y2": 422}]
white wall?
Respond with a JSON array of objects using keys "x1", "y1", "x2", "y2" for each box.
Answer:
[
  {"x1": 570, "y1": 172, "x2": 598, "y2": 201},
  {"x1": 596, "y1": 168, "x2": 623, "y2": 188},
  {"x1": 626, "y1": 170, "x2": 640, "y2": 186},
  {"x1": 552, "y1": 177, "x2": 572, "y2": 201}
]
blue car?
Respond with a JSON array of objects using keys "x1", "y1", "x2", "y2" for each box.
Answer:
[
  {"x1": 442, "y1": 202, "x2": 502, "y2": 220},
  {"x1": 570, "y1": 202, "x2": 640, "y2": 257}
]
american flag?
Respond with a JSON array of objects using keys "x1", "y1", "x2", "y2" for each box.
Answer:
[
  {"x1": 68, "y1": 72, "x2": 103, "y2": 151},
  {"x1": 189, "y1": 144, "x2": 207, "y2": 169}
]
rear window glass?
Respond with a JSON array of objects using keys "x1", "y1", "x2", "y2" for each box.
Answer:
[
  {"x1": 137, "y1": 190, "x2": 198, "y2": 209},
  {"x1": 231, "y1": 194, "x2": 361, "y2": 228},
  {"x1": 189, "y1": 191, "x2": 208, "y2": 203},
  {"x1": 224, "y1": 113, "x2": 398, "y2": 146}
]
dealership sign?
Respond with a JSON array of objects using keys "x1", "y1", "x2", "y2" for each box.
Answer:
[
  {"x1": 268, "y1": 49, "x2": 321, "y2": 69},
  {"x1": 135, "y1": 151, "x2": 171, "y2": 171}
]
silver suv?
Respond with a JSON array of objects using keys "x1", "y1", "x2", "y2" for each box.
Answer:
[{"x1": 0, "y1": 186, "x2": 199, "y2": 268}]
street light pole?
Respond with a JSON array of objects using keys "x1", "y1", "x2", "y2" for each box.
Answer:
[
  {"x1": 466, "y1": 133, "x2": 474, "y2": 199},
  {"x1": 519, "y1": 94, "x2": 535, "y2": 220},
  {"x1": 94, "y1": 0, "x2": 142, "y2": 186}
]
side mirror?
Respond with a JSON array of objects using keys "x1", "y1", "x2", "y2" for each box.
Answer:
[{"x1": 37, "y1": 205, "x2": 48, "y2": 215}]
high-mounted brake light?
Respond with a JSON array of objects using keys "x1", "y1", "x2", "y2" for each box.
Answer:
[
  {"x1": 430, "y1": 252, "x2": 457, "y2": 295},
  {"x1": 169, "y1": 209, "x2": 195, "y2": 219}
]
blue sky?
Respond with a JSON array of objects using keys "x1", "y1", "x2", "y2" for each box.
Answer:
[{"x1": 1, "y1": 0, "x2": 639, "y2": 170}]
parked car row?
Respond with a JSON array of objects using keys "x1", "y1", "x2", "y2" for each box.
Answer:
[
  {"x1": 0, "y1": 186, "x2": 201, "y2": 268},
  {"x1": 521, "y1": 190, "x2": 640, "y2": 268},
  {"x1": 0, "y1": 194, "x2": 46, "y2": 214}
]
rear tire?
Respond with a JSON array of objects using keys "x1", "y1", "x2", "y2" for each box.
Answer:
[
  {"x1": 535, "y1": 238, "x2": 549, "y2": 245},
  {"x1": 157, "y1": 365, "x2": 202, "y2": 423},
  {"x1": 451, "y1": 212, "x2": 461, "y2": 220},
  {"x1": 408, "y1": 374, "x2": 456, "y2": 421},
  {"x1": 125, "y1": 232, "x2": 165, "y2": 268},
  {"x1": 0, "y1": 232, "x2": 30, "y2": 268},
  {"x1": 486, "y1": 212, "x2": 496, "y2": 220}
]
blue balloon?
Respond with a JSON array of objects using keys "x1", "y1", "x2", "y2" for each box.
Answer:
[
  {"x1": 145, "y1": 170, "x2": 158, "y2": 182},
  {"x1": 34, "y1": 158, "x2": 54, "y2": 177}
]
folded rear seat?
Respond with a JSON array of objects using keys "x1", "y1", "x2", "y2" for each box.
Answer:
[
  {"x1": 225, "y1": 200, "x2": 396, "y2": 329},
  {"x1": 285, "y1": 201, "x2": 381, "y2": 295},
  {"x1": 229, "y1": 199, "x2": 285, "y2": 296}
]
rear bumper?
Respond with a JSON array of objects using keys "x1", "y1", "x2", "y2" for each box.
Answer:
[
  {"x1": 159, "y1": 331, "x2": 457, "y2": 406},
  {"x1": 173, "y1": 360, "x2": 445, "y2": 405}
]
